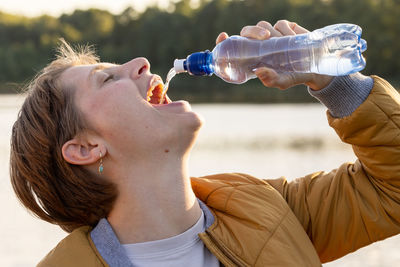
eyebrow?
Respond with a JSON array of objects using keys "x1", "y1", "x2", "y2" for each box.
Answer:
[{"x1": 88, "y1": 65, "x2": 108, "y2": 83}]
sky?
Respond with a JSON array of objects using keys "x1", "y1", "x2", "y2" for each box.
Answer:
[{"x1": 0, "y1": 0, "x2": 175, "y2": 17}]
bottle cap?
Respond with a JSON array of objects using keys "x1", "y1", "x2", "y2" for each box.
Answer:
[{"x1": 174, "y1": 59, "x2": 186, "y2": 73}]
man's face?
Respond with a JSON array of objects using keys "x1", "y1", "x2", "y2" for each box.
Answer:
[{"x1": 60, "y1": 57, "x2": 204, "y2": 160}]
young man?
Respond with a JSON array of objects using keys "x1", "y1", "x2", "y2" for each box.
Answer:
[{"x1": 10, "y1": 20, "x2": 400, "y2": 266}]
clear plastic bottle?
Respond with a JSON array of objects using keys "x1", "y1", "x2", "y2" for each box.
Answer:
[{"x1": 173, "y1": 24, "x2": 367, "y2": 84}]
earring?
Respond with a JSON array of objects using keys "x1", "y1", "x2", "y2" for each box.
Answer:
[{"x1": 98, "y1": 152, "x2": 104, "y2": 174}]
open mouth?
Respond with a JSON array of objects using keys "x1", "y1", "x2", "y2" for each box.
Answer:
[{"x1": 147, "y1": 79, "x2": 171, "y2": 105}]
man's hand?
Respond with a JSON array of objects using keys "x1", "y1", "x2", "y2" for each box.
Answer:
[{"x1": 216, "y1": 20, "x2": 334, "y2": 90}]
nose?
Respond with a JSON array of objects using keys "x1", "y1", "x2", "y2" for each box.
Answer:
[{"x1": 124, "y1": 57, "x2": 150, "y2": 80}]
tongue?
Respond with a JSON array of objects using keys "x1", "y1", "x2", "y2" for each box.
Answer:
[
  {"x1": 149, "y1": 94, "x2": 161, "y2": 104},
  {"x1": 150, "y1": 94, "x2": 171, "y2": 105}
]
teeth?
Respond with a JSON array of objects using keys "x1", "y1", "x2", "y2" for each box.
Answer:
[
  {"x1": 147, "y1": 81, "x2": 157, "y2": 101},
  {"x1": 146, "y1": 90, "x2": 153, "y2": 102},
  {"x1": 152, "y1": 80, "x2": 162, "y2": 87}
]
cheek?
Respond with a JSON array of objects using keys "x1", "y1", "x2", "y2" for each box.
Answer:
[
  {"x1": 85, "y1": 84, "x2": 134, "y2": 120},
  {"x1": 77, "y1": 90, "x2": 128, "y2": 135},
  {"x1": 77, "y1": 84, "x2": 164, "y2": 148},
  {"x1": 91, "y1": 97, "x2": 155, "y2": 141}
]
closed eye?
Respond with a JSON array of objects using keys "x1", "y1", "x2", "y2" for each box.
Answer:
[{"x1": 104, "y1": 74, "x2": 114, "y2": 83}]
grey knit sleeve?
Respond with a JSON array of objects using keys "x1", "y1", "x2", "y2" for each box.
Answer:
[{"x1": 308, "y1": 72, "x2": 374, "y2": 118}]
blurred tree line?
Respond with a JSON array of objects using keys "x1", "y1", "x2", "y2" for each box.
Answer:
[{"x1": 0, "y1": 0, "x2": 399, "y2": 102}]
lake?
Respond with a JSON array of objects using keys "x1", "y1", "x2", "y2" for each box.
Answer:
[{"x1": 1, "y1": 95, "x2": 399, "y2": 267}]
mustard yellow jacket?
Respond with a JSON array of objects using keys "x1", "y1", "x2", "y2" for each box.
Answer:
[{"x1": 38, "y1": 76, "x2": 400, "y2": 266}]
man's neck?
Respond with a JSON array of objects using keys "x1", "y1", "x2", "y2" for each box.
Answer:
[{"x1": 106, "y1": 157, "x2": 202, "y2": 244}]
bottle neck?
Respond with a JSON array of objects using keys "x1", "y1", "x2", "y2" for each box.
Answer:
[{"x1": 185, "y1": 50, "x2": 213, "y2": 76}]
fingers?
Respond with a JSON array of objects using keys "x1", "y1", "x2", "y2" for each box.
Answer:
[
  {"x1": 290, "y1": 23, "x2": 309, "y2": 34},
  {"x1": 256, "y1": 21, "x2": 283, "y2": 37},
  {"x1": 239, "y1": 20, "x2": 309, "y2": 41},
  {"x1": 240, "y1": 25, "x2": 270, "y2": 40},
  {"x1": 274, "y1": 20, "x2": 309, "y2": 35},
  {"x1": 216, "y1": 32, "x2": 229, "y2": 44},
  {"x1": 273, "y1": 20, "x2": 296, "y2": 35}
]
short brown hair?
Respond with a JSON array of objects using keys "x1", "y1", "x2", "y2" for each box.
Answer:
[{"x1": 10, "y1": 40, "x2": 117, "y2": 233}]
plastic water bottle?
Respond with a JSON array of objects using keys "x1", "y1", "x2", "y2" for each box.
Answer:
[{"x1": 173, "y1": 24, "x2": 367, "y2": 84}]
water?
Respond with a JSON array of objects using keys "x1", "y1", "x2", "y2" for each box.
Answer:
[
  {"x1": 160, "y1": 68, "x2": 176, "y2": 103},
  {"x1": 1, "y1": 95, "x2": 400, "y2": 266}
]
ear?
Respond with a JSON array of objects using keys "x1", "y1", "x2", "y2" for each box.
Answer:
[{"x1": 62, "y1": 137, "x2": 105, "y2": 166}]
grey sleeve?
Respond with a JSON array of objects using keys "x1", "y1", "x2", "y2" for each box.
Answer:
[{"x1": 308, "y1": 72, "x2": 374, "y2": 118}]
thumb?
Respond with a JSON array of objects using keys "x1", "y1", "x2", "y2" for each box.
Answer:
[
  {"x1": 255, "y1": 67, "x2": 311, "y2": 90},
  {"x1": 254, "y1": 67, "x2": 282, "y2": 89}
]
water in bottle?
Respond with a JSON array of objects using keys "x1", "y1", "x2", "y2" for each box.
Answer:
[{"x1": 173, "y1": 24, "x2": 367, "y2": 84}]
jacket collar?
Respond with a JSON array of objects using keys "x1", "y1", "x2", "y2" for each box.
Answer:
[
  {"x1": 90, "y1": 218, "x2": 133, "y2": 267},
  {"x1": 90, "y1": 199, "x2": 214, "y2": 267},
  {"x1": 199, "y1": 198, "x2": 215, "y2": 228}
]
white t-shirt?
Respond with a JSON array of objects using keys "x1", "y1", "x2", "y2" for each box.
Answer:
[{"x1": 122, "y1": 211, "x2": 220, "y2": 267}]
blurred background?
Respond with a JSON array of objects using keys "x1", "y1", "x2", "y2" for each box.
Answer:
[
  {"x1": 1, "y1": 0, "x2": 399, "y2": 98},
  {"x1": 1, "y1": 0, "x2": 400, "y2": 266}
]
